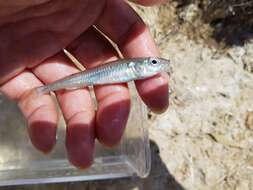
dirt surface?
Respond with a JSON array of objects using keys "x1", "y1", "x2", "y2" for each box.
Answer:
[{"x1": 2, "y1": 1, "x2": 253, "y2": 190}]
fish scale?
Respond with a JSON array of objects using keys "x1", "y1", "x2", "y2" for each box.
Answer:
[{"x1": 36, "y1": 57, "x2": 170, "y2": 95}]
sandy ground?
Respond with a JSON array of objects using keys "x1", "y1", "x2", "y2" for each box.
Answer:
[{"x1": 1, "y1": 1, "x2": 253, "y2": 190}]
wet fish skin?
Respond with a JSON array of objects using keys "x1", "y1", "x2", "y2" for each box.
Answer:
[{"x1": 36, "y1": 57, "x2": 170, "y2": 95}]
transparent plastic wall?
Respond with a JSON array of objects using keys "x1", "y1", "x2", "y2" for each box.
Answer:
[{"x1": 0, "y1": 85, "x2": 151, "y2": 186}]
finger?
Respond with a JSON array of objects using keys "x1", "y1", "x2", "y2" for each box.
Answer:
[
  {"x1": 129, "y1": 0, "x2": 167, "y2": 6},
  {"x1": 0, "y1": 0, "x2": 51, "y2": 18},
  {"x1": 32, "y1": 53, "x2": 95, "y2": 169},
  {"x1": 95, "y1": 0, "x2": 169, "y2": 113},
  {"x1": 0, "y1": 70, "x2": 58, "y2": 153},
  {"x1": 67, "y1": 28, "x2": 131, "y2": 147}
]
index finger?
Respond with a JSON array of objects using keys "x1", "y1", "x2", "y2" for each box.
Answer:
[{"x1": 95, "y1": 0, "x2": 169, "y2": 113}]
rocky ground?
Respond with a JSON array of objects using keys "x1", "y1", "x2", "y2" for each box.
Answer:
[{"x1": 2, "y1": 1, "x2": 253, "y2": 190}]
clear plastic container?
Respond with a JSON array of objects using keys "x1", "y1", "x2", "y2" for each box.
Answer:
[{"x1": 0, "y1": 84, "x2": 151, "y2": 186}]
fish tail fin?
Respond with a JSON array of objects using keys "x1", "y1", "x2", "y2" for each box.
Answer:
[{"x1": 35, "y1": 85, "x2": 50, "y2": 96}]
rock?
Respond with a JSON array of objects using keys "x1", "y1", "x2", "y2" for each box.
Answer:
[{"x1": 245, "y1": 111, "x2": 253, "y2": 131}]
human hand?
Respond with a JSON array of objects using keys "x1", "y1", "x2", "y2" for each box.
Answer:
[{"x1": 0, "y1": 0, "x2": 169, "y2": 169}]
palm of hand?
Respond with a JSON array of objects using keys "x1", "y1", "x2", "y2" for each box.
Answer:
[{"x1": 0, "y1": 0, "x2": 168, "y2": 168}]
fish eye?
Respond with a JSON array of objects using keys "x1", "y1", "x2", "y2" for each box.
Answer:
[{"x1": 151, "y1": 59, "x2": 158, "y2": 64}]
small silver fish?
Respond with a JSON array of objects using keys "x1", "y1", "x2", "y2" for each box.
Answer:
[{"x1": 36, "y1": 57, "x2": 170, "y2": 95}]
